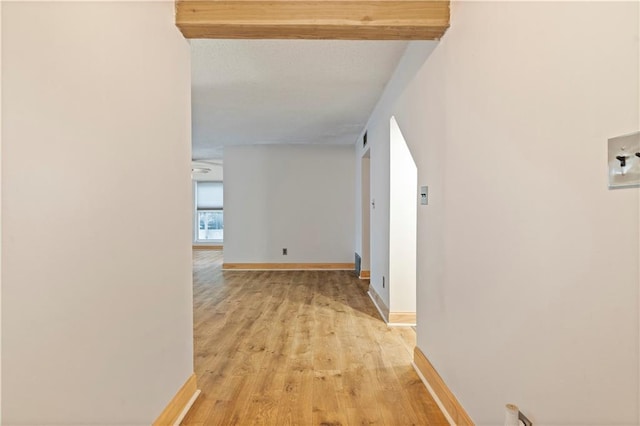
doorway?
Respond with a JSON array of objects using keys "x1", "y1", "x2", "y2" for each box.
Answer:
[{"x1": 388, "y1": 116, "x2": 417, "y2": 325}]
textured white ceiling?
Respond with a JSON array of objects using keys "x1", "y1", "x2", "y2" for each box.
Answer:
[{"x1": 191, "y1": 39, "x2": 408, "y2": 159}]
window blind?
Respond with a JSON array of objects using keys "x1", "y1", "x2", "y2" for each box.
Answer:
[{"x1": 196, "y1": 182, "x2": 223, "y2": 210}]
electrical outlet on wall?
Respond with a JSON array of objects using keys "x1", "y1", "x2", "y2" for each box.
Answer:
[
  {"x1": 382, "y1": 276, "x2": 385, "y2": 288},
  {"x1": 282, "y1": 248, "x2": 288, "y2": 255}
]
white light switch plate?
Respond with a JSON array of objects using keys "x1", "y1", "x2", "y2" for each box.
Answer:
[
  {"x1": 608, "y1": 131, "x2": 640, "y2": 189},
  {"x1": 420, "y1": 186, "x2": 428, "y2": 205}
]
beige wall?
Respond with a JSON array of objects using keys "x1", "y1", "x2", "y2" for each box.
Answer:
[
  {"x1": 391, "y1": 2, "x2": 638, "y2": 424},
  {"x1": 2, "y1": 2, "x2": 193, "y2": 424}
]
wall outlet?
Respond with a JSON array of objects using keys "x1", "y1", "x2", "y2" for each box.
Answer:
[
  {"x1": 282, "y1": 248, "x2": 288, "y2": 255},
  {"x1": 382, "y1": 276, "x2": 385, "y2": 288}
]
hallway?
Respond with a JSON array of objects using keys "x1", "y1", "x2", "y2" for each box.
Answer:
[{"x1": 183, "y1": 250, "x2": 448, "y2": 425}]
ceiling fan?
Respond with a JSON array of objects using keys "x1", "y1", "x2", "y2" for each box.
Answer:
[{"x1": 192, "y1": 159, "x2": 223, "y2": 174}]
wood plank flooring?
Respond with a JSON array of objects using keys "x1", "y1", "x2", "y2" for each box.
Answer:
[{"x1": 182, "y1": 250, "x2": 448, "y2": 426}]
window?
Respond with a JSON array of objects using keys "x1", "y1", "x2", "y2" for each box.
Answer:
[
  {"x1": 196, "y1": 181, "x2": 223, "y2": 242},
  {"x1": 198, "y1": 210, "x2": 223, "y2": 241}
]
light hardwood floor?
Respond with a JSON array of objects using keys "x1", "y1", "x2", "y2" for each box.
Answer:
[{"x1": 182, "y1": 250, "x2": 448, "y2": 426}]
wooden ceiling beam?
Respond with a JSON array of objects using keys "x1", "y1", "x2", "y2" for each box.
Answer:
[{"x1": 176, "y1": 0, "x2": 450, "y2": 40}]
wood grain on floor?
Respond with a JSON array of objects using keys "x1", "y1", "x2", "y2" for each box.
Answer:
[{"x1": 182, "y1": 250, "x2": 448, "y2": 426}]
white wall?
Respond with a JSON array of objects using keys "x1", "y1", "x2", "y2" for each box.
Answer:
[
  {"x1": 389, "y1": 117, "x2": 417, "y2": 314},
  {"x1": 224, "y1": 145, "x2": 355, "y2": 264},
  {"x1": 354, "y1": 144, "x2": 362, "y2": 258},
  {"x1": 354, "y1": 118, "x2": 390, "y2": 305},
  {"x1": 387, "y1": 2, "x2": 638, "y2": 425},
  {"x1": 355, "y1": 42, "x2": 437, "y2": 311},
  {"x1": 360, "y1": 154, "x2": 371, "y2": 272},
  {"x1": 2, "y1": 2, "x2": 193, "y2": 424},
  {"x1": 369, "y1": 119, "x2": 392, "y2": 303},
  {"x1": 354, "y1": 143, "x2": 370, "y2": 271}
]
